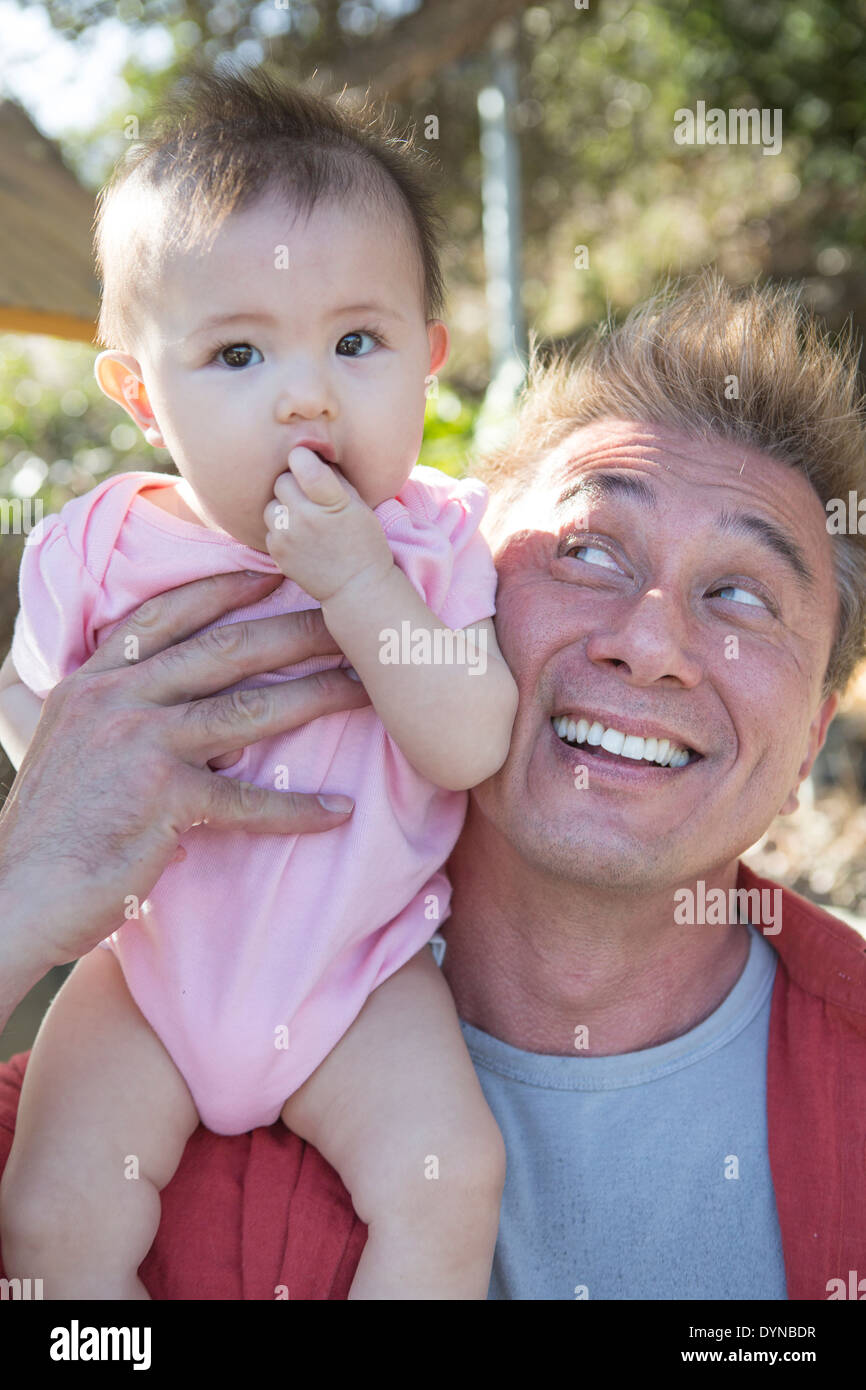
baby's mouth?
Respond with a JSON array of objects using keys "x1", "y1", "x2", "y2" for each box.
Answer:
[{"x1": 290, "y1": 440, "x2": 339, "y2": 468}]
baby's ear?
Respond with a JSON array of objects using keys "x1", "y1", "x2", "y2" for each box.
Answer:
[
  {"x1": 426, "y1": 320, "x2": 450, "y2": 377},
  {"x1": 94, "y1": 351, "x2": 166, "y2": 448}
]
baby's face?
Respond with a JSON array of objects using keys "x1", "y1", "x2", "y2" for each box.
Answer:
[{"x1": 105, "y1": 192, "x2": 447, "y2": 549}]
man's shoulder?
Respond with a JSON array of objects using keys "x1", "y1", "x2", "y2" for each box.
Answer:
[{"x1": 738, "y1": 860, "x2": 866, "y2": 1024}]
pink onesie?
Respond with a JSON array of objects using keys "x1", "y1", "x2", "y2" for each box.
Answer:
[{"x1": 12, "y1": 467, "x2": 498, "y2": 1134}]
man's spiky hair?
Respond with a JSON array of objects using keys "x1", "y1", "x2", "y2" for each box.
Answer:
[{"x1": 94, "y1": 66, "x2": 446, "y2": 350}]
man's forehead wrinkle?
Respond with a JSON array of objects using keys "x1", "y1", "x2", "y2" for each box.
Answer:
[
  {"x1": 546, "y1": 430, "x2": 686, "y2": 502},
  {"x1": 717, "y1": 510, "x2": 816, "y2": 590}
]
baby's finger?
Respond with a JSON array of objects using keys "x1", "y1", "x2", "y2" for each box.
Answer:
[
  {"x1": 265, "y1": 470, "x2": 306, "y2": 535},
  {"x1": 286, "y1": 447, "x2": 348, "y2": 507}
]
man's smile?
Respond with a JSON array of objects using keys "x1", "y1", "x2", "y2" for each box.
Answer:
[
  {"x1": 550, "y1": 711, "x2": 704, "y2": 768},
  {"x1": 548, "y1": 713, "x2": 706, "y2": 784}
]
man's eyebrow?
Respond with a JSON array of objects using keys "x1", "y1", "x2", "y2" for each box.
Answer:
[
  {"x1": 717, "y1": 511, "x2": 815, "y2": 590},
  {"x1": 555, "y1": 471, "x2": 658, "y2": 511},
  {"x1": 555, "y1": 471, "x2": 815, "y2": 589}
]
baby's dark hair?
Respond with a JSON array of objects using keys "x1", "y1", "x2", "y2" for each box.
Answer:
[{"x1": 94, "y1": 67, "x2": 446, "y2": 351}]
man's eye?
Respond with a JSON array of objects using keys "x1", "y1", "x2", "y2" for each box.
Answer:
[
  {"x1": 216, "y1": 343, "x2": 263, "y2": 369},
  {"x1": 711, "y1": 584, "x2": 767, "y2": 609},
  {"x1": 336, "y1": 330, "x2": 381, "y2": 357},
  {"x1": 568, "y1": 544, "x2": 621, "y2": 571}
]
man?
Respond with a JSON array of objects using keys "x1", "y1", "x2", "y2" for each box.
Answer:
[
  {"x1": 2, "y1": 273, "x2": 865, "y2": 1298},
  {"x1": 443, "y1": 271, "x2": 866, "y2": 1300}
]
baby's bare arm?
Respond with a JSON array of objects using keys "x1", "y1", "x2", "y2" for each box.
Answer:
[
  {"x1": 321, "y1": 570, "x2": 519, "y2": 790},
  {"x1": 0, "y1": 947, "x2": 199, "y2": 1299},
  {"x1": 280, "y1": 946, "x2": 506, "y2": 1299}
]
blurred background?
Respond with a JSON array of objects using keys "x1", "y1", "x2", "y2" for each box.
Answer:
[{"x1": 2, "y1": 0, "x2": 866, "y2": 1059}]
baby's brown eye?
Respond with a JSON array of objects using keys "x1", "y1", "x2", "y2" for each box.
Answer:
[
  {"x1": 336, "y1": 331, "x2": 378, "y2": 357},
  {"x1": 218, "y1": 344, "x2": 262, "y2": 368}
]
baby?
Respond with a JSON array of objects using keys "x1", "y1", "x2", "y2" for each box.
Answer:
[{"x1": 0, "y1": 70, "x2": 518, "y2": 1299}]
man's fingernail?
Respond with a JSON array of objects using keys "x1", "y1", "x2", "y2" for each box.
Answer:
[{"x1": 318, "y1": 794, "x2": 354, "y2": 813}]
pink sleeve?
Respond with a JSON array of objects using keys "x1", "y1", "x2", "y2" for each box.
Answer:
[
  {"x1": 10, "y1": 513, "x2": 104, "y2": 698},
  {"x1": 375, "y1": 467, "x2": 499, "y2": 630}
]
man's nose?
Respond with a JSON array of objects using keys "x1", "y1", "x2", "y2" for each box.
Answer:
[
  {"x1": 274, "y1": 361, "x2": 335, "y2": 422},
  {"x1": 584, "y1": 587, "x2": 703, "y2": 687}
]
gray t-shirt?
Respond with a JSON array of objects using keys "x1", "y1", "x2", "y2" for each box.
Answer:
[{"x1": 457, "y1": 927, "x2": 788, "y2": 1300}]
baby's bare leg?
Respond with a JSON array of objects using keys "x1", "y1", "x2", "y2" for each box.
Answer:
[
  {"x1": 281, "y1": 944, "x2": 505, "y2": 1299},
  {"x1": 0, "y1": 947, "x2": 199, "y2": 1299}
]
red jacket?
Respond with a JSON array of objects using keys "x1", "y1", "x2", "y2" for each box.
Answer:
[{"x1": 1, "y1": 861, "x2": 864, "y2": 1299}]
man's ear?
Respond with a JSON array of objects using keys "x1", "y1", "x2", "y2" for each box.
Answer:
[
  {"x1": 94, "y1": 351, "x2": 166, "y2": 448},
  {"x1": 778, "y1": 691, "x2": 839, "y2": 815},
  {"x1": 426, "y1": 320, "x2": 450, "y2": 379}
]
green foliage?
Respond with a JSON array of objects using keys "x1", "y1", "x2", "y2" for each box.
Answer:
[
  {"x1": 419, "y1": 388, "x2": 479, "y2": 478},
  {"x1": 514, "y1": 0, "x2": 866, "y2": 334}
]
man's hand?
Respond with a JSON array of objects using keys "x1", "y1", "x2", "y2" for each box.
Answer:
[
  {"x1": 263, "y1": 446, "x2": 394, "y2": 603},
  {"x1": 0, "y1": 569, "x2": 369, "y2": 990}
]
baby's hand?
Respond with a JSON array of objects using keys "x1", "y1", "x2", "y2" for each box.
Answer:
[{"x1": 264, "y1": 448, "x2": 394, "y2": 603}]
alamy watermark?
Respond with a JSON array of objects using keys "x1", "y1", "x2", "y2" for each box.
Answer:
[
  {"x1": 674, "y1": 881, "x2": 781, "y2": 935},
  {"x1": 49, "y1": 1321, "x2": 151, "y2": 1370},
  {"x1": 0, "y1": 497, "x2": 43, "y2": 537},
  {"x1": 826, "y1": 1270, "x2": 866, "y2": 1299},
  {"x1": 378, "y1": 621, "x2": 487, "y2": 675},
  {"x1": 674, "y1": 101, "x2": 782, "y2": 157},
  {"x1": 0, "y1": 1276, "x2": 43, "y2": 1299},
  {"x1": 826, "y1": 492, "x2": 866, "y2": 534}
]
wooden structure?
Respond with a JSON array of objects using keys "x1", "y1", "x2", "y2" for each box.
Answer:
[{"x1": 0, "y1": 99, "x2": 99, "y2": 343}]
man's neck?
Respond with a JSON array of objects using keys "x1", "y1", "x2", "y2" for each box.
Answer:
[{"x1": 443, "y1": 802, "x2": 751, "y2": 1057}]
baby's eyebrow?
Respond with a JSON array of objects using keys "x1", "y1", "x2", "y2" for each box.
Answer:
[
  {"x1": 326, "y1": 302, "x2": 407, "y2": 322},
  {"x1": 184, "y1": 303, "x2": 406, "y2": 343},
  {"x1": 185, "y1": 311, "x2": 278, "y2": 341}
]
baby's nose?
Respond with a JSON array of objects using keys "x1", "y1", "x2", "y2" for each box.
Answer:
[{"x1": 274, "y1": 366, "x2": 335, "y2": 421}]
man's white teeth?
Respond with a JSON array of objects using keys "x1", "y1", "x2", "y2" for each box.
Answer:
[
  {"x1": 552, "y1": 716, "x2": 693, "y2": 767},
  {"x1": 600, "y1": 729, "x2": 625, "y2": 755}
]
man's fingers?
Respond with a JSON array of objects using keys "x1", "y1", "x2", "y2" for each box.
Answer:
[
  {"x1": 125, "y1": 608, "x2": 343, "y2": 707},
  {"x1": 194, "y1": 771, "x2": 354, "y2": 834},
  {"x1": 176, "y1": 666, "x2": 370, "y2": 762},
  {"x1": 207, "y1": 750, "x2": 243, "y2": 770},
  {"x1": 83, "y1": 571, "x2": 285, "y2": 674}
]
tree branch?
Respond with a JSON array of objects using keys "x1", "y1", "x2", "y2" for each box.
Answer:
[{"x1": 317, "y1": 0, "x2": 533, "y2": 101}]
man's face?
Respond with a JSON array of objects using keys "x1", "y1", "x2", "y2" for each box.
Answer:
[
  {"x1": 100, "y1": 192, "x2": 446, "y2": 548},
  {"x1": 476, "y1": 418, "x2": 840, "y2": 894}
]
